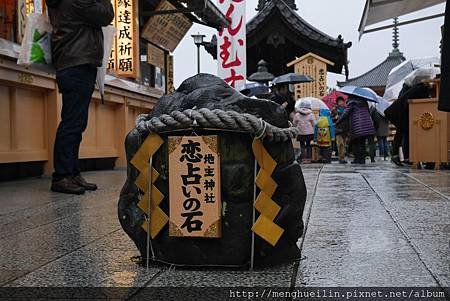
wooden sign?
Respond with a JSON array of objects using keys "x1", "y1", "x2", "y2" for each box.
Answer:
[
  {"x1": 166, "y1": 55, "x2": 175, "y2": 94},
  {"x1": 141, "y1": 0, "x2": 192, "y2": 52},
  {"x1": 147, "y1": 43, "x2": 165, "y2": 69},
  {"x1": 168, "y1": 136, "x2": 221, "y2": 238},
  {"x1": 287, "y1": 52, "x2": 334, "y2": 100},
  {"x1": 115, "y1": 0, "x2": 138, "y2": 78},
  {"x1": 107, "y1": 0, "x2": 117, "y2": 72}
]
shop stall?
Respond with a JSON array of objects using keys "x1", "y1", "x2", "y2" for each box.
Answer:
[{"x1": 0, "y1": 0, "x2": 228, "y2": 179}]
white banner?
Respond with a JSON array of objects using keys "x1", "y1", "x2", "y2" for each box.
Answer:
[{"x1": 217, "y1": 0, "x2": 246, "y2": 91}]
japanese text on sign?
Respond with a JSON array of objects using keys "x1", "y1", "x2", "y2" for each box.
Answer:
[
  {"x1": 169, "y1": 136, "x2": 221, "y2": 238},
  {"x1": 318, "y1": 68, "x2": 326, "y2": 97},
  {"x1": 108, "y1": 0, "x2": 117, "y2": 71},
  {"x1": 142, "y1": 0, "x2": 192, "y2": 52},
  {"x1": 217, "y1": 0, "x2": 246, "y2": 90},
  {"x1": 110, "y1": 0, "x2": 137, "y2": 78}
]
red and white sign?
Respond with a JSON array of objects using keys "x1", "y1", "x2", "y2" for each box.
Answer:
[{"x1": 217, "y1": 0, "x2": 246, "y2": 90}]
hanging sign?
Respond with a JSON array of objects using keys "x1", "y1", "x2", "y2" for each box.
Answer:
[
  {"x1": 141, "y1": 0, "x2": 192, "y2": 52},
  {"x1": 166, "y1": 54, "x2": 175, "y2": 94},
  {"x1": 168, "y1": 136, "x2": 221, "y2": 238},
  {"x1": 114, "y1": 0, "x2": 138, "y2": 78},
  {"x1": 147, "y1": 43, "x2": 165, "y2": 69},
  {"x1": 107, "y1": 0, "x2": 117, "y2": 72},
  {"x1": 217, "y1": 0, "x2": 246, "y2": 90}
]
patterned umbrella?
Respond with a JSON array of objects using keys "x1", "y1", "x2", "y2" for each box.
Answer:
[{"x1": 322, "y1": 90, "x2": 348, "y2": 109}]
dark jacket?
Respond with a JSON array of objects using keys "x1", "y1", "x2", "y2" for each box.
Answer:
[
  {"x1": 384, "y1": 83, "x2": 430, "y2": 131},
  {"x1": 46, "y1": 0, "x2": 114, "y2": 71},
  {"x1": 332, "y1": 106, "x2": 349, "y2": 136},
  {"x1": 270, "y1": 92, "x2": 295, "y2": 116},
  {"x1": 371, "y1": 108, "x2": 390, "y2": 137},
  {"x1": 336, "y1": 96, "x2": 375, "y2": 139}
]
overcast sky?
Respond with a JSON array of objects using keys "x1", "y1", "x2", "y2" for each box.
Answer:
[{"x1": 172, "y1": 0, "x2": 445, "y2": 88}]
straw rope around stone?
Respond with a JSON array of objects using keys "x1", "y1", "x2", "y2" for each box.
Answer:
[{"x1": 135, "y1": 108, "x2": 299, "y2": 142}]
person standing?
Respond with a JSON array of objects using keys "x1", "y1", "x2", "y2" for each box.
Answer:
[
  {"x1": 314, "y1": 109, "x2": 335, "y2": 163},
  {"x1": 332, "y1": 97, "x2": 349, "y2": 163},
  {"x1": 271, "y1": 83, "x2": 295, "y2": 120},
  {"x1": 372, "y1": 109, "x2": 390, "y2": 160},
  {"x1": 46, "y1": 0, "x2": 114, "y2": 194},
  {"x1": 336, "y1": 96, "x2": 376, "y2": 164},
  {"x1": 293, "y1": 100, "x2": 316, "y2": 163}
]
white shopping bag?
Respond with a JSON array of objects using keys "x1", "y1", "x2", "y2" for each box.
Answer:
[{"x1": 17, "y1": 13, "x2": 53, "y2": 66}]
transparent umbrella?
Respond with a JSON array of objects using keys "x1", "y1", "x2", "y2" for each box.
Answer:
[
  {"x1": 296, "y1": 97, "x2": 328, "y2": 111},
  {"x1": 97, "y1": 26, "x2": 116, "y2": 104},
  {"x1": 383, "y1": 57, "x2": 440, "y2": 101}
]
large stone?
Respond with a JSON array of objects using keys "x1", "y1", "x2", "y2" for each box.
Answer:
[{"x1": 118, "y1": 74, "x2": 307, "y2": 267}]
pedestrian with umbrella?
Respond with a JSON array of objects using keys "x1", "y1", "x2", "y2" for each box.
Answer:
[
  {"x1": 323, "y1": 90, "x2": 348, "y2": 110},
  {"x1": 293, "y1": 99, "x2": 316, "y2": 163},
  {"x1": 384, "y1": 82, "x2": 431, "y2": 166},
  {"x1": 336, "y1": 86, "x2": 377, "y2": 164},
  {"x1": 271, "y1": 73, "x2": 314, "y2": 119}
]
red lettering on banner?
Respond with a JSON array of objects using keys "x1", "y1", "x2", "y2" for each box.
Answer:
[
  {"x1": 219, "y1": 36, "x2": 242, "y2": 68},
  {"x1": 224, "y1": 4, "x2": 243, "y2": 36},
  {"x1": 224, "y1": 69, "x2": 244, "y2": 88},
  {"x1": 217, "y1": 0, "x2": 246, "y2": 89}
]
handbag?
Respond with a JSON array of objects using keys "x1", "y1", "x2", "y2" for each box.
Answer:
[{"x1": 17, "y1": 13, "x2": 53, "y2": 66}]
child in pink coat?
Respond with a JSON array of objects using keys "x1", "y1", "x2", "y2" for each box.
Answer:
[{"x1": 293, "y1": 100, "x2": 316, "y2": 163}]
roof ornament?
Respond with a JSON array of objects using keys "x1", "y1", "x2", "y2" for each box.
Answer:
[
  {"x1": 390, "y1": 17, "x2": 403, "y2": 57},
  {"x1": 393, "y1": 17, "x2": 400, "y2": 51}
]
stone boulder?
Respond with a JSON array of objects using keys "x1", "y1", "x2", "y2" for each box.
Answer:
[{"x1": 118, "y1": 74, "x2": 307, "y2": 267}]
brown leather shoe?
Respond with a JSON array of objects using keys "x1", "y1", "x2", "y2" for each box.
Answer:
[
  {"x1": 72, "y1": 175, "x2": 98, "y2": 191},
  {"x1": 51, "y1": 177, "x2": 85, "y2": 195}
]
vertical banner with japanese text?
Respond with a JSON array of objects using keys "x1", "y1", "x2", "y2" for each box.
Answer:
[
  {"x1": 168, "y1": 136, "x2": 221, "y2": 238},
  {"x1": 108, "y1": 0, "x2": 117, "y2": 72},
  {"x1": 217, "y1": 0, "x2": 246, "y2": 91},
  {"x1": 115, "y1": 0, "x2": 138, "y2": 78}
]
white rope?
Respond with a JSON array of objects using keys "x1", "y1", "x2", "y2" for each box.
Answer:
[{"x1": 135, "y1": 108, "x2": 298, "y2": 142}]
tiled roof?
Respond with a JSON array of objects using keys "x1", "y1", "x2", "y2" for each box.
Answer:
[
  {"x1": 247, "y1": 1, "x2": 345, "y2": 48},
  {"x1": 337, "y1": 51, "x2": 405, "y2": 88}
]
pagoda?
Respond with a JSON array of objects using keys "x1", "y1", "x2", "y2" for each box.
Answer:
[{"x1": 337, "y1": 18, "x2": 406, "y2": 95}]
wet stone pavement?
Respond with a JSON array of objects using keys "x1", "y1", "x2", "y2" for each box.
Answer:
[{"x1": 0, "y1": 163, "x2": 448, "y2": 295}]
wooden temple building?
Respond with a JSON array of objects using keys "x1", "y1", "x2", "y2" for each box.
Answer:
[
  {"x1": 206, "y1": 0, "x2": 352, "y2": 78},
  {"x1": 338, "y1": 18, "x2": 406, "y2": 95}
]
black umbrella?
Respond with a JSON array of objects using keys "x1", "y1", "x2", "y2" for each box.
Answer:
[{"x1": 272, "y1": 73, "x2": 314, "y2": 85}]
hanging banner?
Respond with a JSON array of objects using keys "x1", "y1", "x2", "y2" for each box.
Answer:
[
  {"x1": 107, "y1": 0, "x2": 117, "y2": 72},
  {"x1": 168, "y1": 136, "x2": 221, "y2": 238},
  {"x1": 115, "y1": 0, "x2": 138, "y2": 78},
  {"x1": 217, "y1": 0, "x2": 246, "y2": 91}
]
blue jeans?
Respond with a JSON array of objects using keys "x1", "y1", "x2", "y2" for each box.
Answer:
[
  {"x1": 378, "y1": 136, "x2": 389, "y2": 158},
  {"x1": 53, "y1": 65, "x2": 97, "y2": 181}
]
